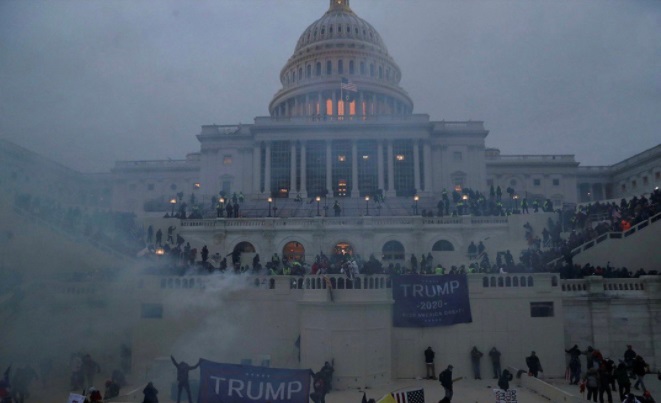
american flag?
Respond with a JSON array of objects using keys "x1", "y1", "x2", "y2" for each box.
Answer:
[
  {"x1": 393, "y1": 387, "x2": 425, "y2": 403},
  {"x1": 341, "y1": 77, "x2": 357, "y2": 92}
]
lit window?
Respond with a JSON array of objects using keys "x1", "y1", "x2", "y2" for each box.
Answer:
[
  {"x1": 194, "y1": 183, "x2": 201, "y2": 189},
  {"x1": 362, "y1": 155, "x2": 369, "y2": 160},
  {"x1": 338, "y1": 155, "x2": 346, "y2": 162},
  {"x1": 395, "y1": 154, "x2": 405, "y2": 161},
  {"x1": 224, "y1": 155, "x2": 232, "y2": 165}
]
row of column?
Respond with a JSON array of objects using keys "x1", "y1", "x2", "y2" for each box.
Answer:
[
  {"x1": 273, "y1": 90, "x2": 410, "y2": 118},
  {"x1": 253, "y1": 140, "x2": 432, "y2": 198}
]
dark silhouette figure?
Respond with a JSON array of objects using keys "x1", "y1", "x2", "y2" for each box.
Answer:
[
  {"x1": 498, "y1": 369, "x2": 513, "y2": 391},
  {"x1": 142, "y1": 381, "x2": 159, "y2": 403},
  {"x1": 170, "y1": 356, "x2": 199, "y2": 403}
]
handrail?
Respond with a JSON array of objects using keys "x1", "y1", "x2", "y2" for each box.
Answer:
[{"x1": 546, "y1": 211, "x2": 661, "y2": 267}]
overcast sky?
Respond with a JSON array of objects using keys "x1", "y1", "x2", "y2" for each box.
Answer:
[{"x1": 0, "y1": 0, "x2": 659, "y2": 173}]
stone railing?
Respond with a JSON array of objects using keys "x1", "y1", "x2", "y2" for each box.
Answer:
[
  {"x1": 560, "y1": 276, "x2": 659, "y2": 295},
  {"x1": 179, "y1": 215, "x2": 509, "y2": 230},
  {"x1": 254, "y1": 114, "x2": 430, "y2": 125},
  {"x1": 486, "y1": 154, "x2": 576, "y2": 162}
]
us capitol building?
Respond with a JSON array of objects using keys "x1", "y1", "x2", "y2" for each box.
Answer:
[{"x1": 0, "y1": 0, "x2": 659, "y2": 394}]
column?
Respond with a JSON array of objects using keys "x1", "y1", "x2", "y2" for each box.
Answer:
[
  {"x1": 331, "y1": 91, "x2": 337, "y2": 118},
  {"x1": 413, "y1": 140, "x2": 421, "y2": 193},
  {"x1": 300, "y1": 141, "x2": 308, "y2": 198},
  {"x1": 387, "y1": 141, "x2": 395, "y2": 197},
  {"x1": 264, "y1": 142, "x2": 272, "y2": 195},
  {"x1": 293, "y1": 97, "x2": 298, "y2": 117},
  {"x1": 290, "y1": 142, "x2": 297, "y2": 196},
  {"x1": 377, "y1": 141, "x2": 384, "y2": 191},
  {"x1": 253, "y1": 144, "x2": 261, "y2": 194},
  {"x1": 359, "y1": 92, "x2": 365, "y2": 116},
  {"x1": 351, "y1": 141, "x2": 358, "y2": 197},
  {"x1": 423, "y1": 142, "x2": 432, "y2": 193},
  {"x1": 371, "y1": 94, "x2": 377, "y2": 116},
  {"x1": 305, "y1": 94, "x2": 309, "y2": 117},
  {"x1": 326, "y1": 141, "x2": 333, "y2": 195}
]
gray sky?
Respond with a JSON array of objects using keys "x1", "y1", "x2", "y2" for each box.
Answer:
[{"x1": 0, "y1": 0, "x2": 659, "y2": 173}]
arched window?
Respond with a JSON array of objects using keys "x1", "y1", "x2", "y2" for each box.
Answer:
[
  {"x1": 298, "y1": 67, "x2": 303, "y2": 81},
  {"x1": 370, "y1": 63, "x2": 375, "y2": 77},
  {"x1": 432, "y1": 240, "x2": 454, "y2": 251},
  {"x1": 349, "y1": 60, "x2": 355, "y2": 74},
  {"x1": 326, "y1": 61, "x2": 332, "y2": 75},
  {"x1": 382, "y1": 240, "x2": 405, "y2": 261},
  {"x1": 360, "y1": 61, "x2": 366, "y2": 75},
  {"x1": 306, "y1": 64, "x2": 311, "y2": 78},
  {"x1": 316, "y1": 62, "x2": 322, "y2": 76},
  {"x1": 338, "y1": 60, "x2": 344, "y2": 74}
]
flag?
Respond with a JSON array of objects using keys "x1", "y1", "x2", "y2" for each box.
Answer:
[
  {"x1": 392, "y1": 387, "x2": 425, "y2": 403},
  {"x1": 377, "y1": 394, "x2": 396, "y2": 403},
  {"x1": 341, "y1": 77, "x2": 357, "y2": 92}
]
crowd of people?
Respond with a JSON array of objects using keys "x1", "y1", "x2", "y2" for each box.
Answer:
[{"x1": 565, "y1": 344, "x2": 657, "y2": 402}]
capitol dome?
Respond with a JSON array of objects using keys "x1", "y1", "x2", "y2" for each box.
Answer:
[{"x1": 269, "y1": 0, "x2": 413, "y2": 119}]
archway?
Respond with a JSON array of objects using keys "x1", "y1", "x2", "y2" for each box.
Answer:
[
  {"x1": 283, "y1": 241, "x2": 305, "y2": 263},
  {"x1": 432, "y1": 240, "x2": 454, "y2": 252},
  {"x1": 232, "y1": 241, "x2": 256, "y2": 268},
  {"x1": 382, "y1": 240, "x2": 405, "y2": 262},
  {"x1": 331, "y1": 241, "x2": 354, "y2": 262}
]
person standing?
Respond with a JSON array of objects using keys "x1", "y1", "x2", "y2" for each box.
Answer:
[
  {"x1": 470, "y1": 346, "x2": 483, "y2": 380},
  {"x1": 170, "y1": 356, "x2": 200, "y2": 403},
  {"x1": 584, "y1": 368, "x2": 599, "y2": 402},
  {"x1": 439, "y1": 365, "x2": 454, "y2": 402},
  {"x1": 424, "y1": 347, "x2": 436, "y2": 380},
  {"x1": 498, "y1": 369, "x2": 513, "y2": 391},
  {"x1": 489, "y1": 347, "x2": 502, "y2": 380},
  {"x1": 526, "y1": 351, "x2": 542, "y2": 378},
  {"x1": 565, "y1": 344, "x2": 582, "y2": 385},
  {"x1": 632, "y1": 355, "x2": 648, "y2": 392},
  {"x1": 614, "y1": 362, "x2": 632, "y2": 401}
]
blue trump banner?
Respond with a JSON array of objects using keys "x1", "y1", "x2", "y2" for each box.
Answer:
[
  {"x1": 197, "y1": 359, "x2": 311, "y2": 403},
  {"x1": 392, "y1": 274, "x2": 472, "y2": 327}
]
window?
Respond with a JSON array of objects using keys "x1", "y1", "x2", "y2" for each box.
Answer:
[
  {"x1": 326, "y1": 61, "x2": 332, "y2": 75},
  {"x1": 453, "y1": 152, "x2": 463, "y2": 161},
  {"x1": 643, "y1": 176, "x2": 648, "y2": 185},
  {"x1": 432, "y1": 240, "x2": 454, "y2": 251},
  {"x1": 553, "y1": 179, "x2": 560, "y2": 186},
  {"x1": 306, "y1": 64, "x2": 311, "y2": 78},
  {"x1": 370, "y1": 63, "x2": 375, "y2": 77},
  {"x1": 316, "y1": 62, "x2": 321, "y2": 76},
  {"x1": 141, "y1": 303, "x2": 163, "y2": 319},
  {"x1": 338, "y1": 60, "x2": 343, "y2": 74},
  {"x1": 530, "y1": 302, "x2": 554, "y2": 317},
  {"x1": 298, "y1": 67, "x2": 302, "y2": 81},
  {"x1": 223, "y1": 155, "x2": 232, "y2": 165},
  {"x1": 533, "y1": 179, "x2": 541, "y2": 186},
  {"x1": 360, "y1": 62, "x2": 366, "y2": 75},
  {"x1": 349, "y1": 60, "x2": 354, "y2": 74},
  {"x1": 378, "y1": 66, "x2": 383, "y2": 79},
  {"x1": 632, "y1": 180, "x2": 637, "y2": 189}
]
